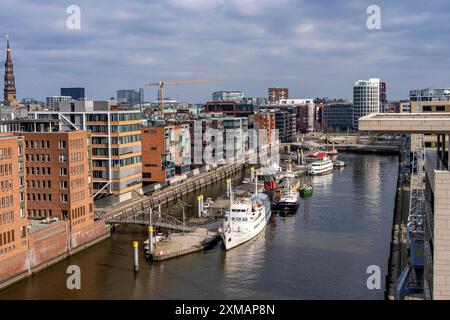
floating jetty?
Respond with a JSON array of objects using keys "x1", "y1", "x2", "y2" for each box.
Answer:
[{"x1": 151, "y1": 220, "x2": 222, "y2": 261}]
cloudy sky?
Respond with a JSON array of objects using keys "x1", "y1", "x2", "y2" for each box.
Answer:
[{"x1": 0, "y1": 0, "x2": 449, "y2": 102}]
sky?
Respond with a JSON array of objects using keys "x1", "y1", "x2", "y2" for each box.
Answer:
[{"x1": 0, "y1": 0, "x2": 449, "y2": 103}]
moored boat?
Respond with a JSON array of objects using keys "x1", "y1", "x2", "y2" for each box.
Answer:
[
  {"x1": 276, "y1": 168, "x2": 300, "y2": 211},
  {"x1": 299, "y1": 184, "x2": 313, "y2": 197},
  {"x1": 308, "y1": 156, "x2": 334, "y2": 175},
  {"x1": 334, "y1": 160, "x2": 346, "y2": 168},
  {"x1": 306, "y1": 152, "x2": 327, "y2": 162},
  {"x1": 219, "y1": 181, "x2": 272, "y2": 251}
]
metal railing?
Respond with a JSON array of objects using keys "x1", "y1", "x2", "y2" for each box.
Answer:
[{"x1": 106, "y1": 209, "x2": 194, "y2": 233}]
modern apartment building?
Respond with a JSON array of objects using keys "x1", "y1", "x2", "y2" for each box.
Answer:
[
  {"x1": 0, "y1": 135, "x2": 27, "y2": 264},
  {"x1": 410, "y1": 88, "x2": 450, "y2": 149},
  {"x1": 28, "y1": 100, "x2": 142, "y2": 203},
  {"x1": 323, "y1": 103, "x2": 353, "y2": 131},
  {"x1": 399, "y1": 100, "x2": 411, "y2": 113},
  {"x1": 259, "y1": 106, "x2": 297, "y2": 142},
  {"x1": 117, "y1": 89, "x2": 141, "y2": 106},
  {"x1": 268, "y1": 88, "x2": 289, "y2": 104},
  {"x1": 212, "y1": 91, "x2": 244, "y2": 102},
  {"x1": 254, "y1": 112, "x2": 276, "y2": 145},
  {"x1": 19, "y1": 132, "x2": 94, "y2": 229},
  {"x1": 410, "y1": 88, "x2": 450, "y2": 102},
  {"x1": 353, "y1": 78, "x2": 381, "y2": 129},
  {"x1": 60, "y1": 87, "x2": 85, "y2": 101},
  {"x1": 205, "y1": 101, "x2": 255, "y2": 117},
  {"x1": 141, "y1": 123, "x2": 191, "y2": 185},
  {"x1": 45, "y1": 96, "x2": 71, "y2": 110},
  {"x1": 189, "y1": 117, "x2": 224, "y2": 166},
  {"x1": 223, "y1": 117, "x2": 248, "y2": 163}
]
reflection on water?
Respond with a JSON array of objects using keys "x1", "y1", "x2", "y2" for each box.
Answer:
[{"x1": 0, "y1": 153, "x2": 398, "y2": 300}]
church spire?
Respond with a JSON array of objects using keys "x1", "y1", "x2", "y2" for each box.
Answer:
[{"x1": 4, "y1": 35, "x2": 16, "y2": 105}]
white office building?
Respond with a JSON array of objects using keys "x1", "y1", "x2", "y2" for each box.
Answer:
[
  {"x1": 353, "y1": 78, "x2": 381, "y2": 129},
  {"x1": 45, "y1": 96, "x2": 72, "y2": 110}
]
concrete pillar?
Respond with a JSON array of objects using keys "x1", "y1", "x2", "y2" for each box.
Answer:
[{"x1": 437, "y1": 134, "x2": 441, "y2": 157}]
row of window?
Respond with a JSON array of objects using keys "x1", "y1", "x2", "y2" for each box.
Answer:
[
  {"x1": 26, "y1": 167, "x2": 52, "y2": 175},
  {"x1": 0, "y1": 230, "x2": 15, "y2": 247},
  {"x1": 87, "y1": 113, "x2": 140, "y2": 122},
  {"x1": 88, "y1": 124, "x2": 141, "y2": 133},
  {"x1": 27, "y1": 180, "x2": 52, "y2": 188},
  {"x1": 26, "y1": 153, "x2": 51, "y2": 162},
  {"x1": 70, "y1": 164, "x2": 85, "y2": 176},
  {"x1": 25, "y1": 140, "x2": 50, "y2": 149},
  {"x1": 27, "y1": 193, "x2": 52, "y2": 202},
  {"x1": 25, "y1": 140, "x2": 70, "y2": 149},
  {"x1": 0, "y1": 179, "x2": 13, "y2": 192},
  {"x1": 422, "y1": 106, "x2": 447, "y2": 112},
  {"x1": 69, "y1": 139, "x2": 84, "y2": 150},
  {"x1": 91, "y1": 134, "x2": 141, "y2": 145},
  {"x1": 0, "y1": 211, "x2": 14, "y2": 225},
  {"x1": 72, "y1": 206, "x2": 86, "y2": 219},
  {"x1": 0, "y1": 163, "x2": 13, "y2": 176},
  {"x1": 0, "y1": 147, "x2": 12, "y2": 160},
  {"x1": 1, "y1": 195, "x2": 14, "y2": 208},
  {"x1": 28, "y1": 209, "x2": 52, "y2": 218},
  {"x1": 70, "y1": 152, "x2": 84, "y2": 162},
  {"x1": 71, "y1": 190, "x2": 86, "y2": 203}
]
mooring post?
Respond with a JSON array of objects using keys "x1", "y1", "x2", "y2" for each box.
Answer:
[
  {"x1": 149, "y1": 208, "x2": 154, "y2": 255},
  {"x1": 133, "y1": 241, "x2": 139, "y2": 272},
  {"x1": 197, "y1": 195, "x2": 203, "y2": 218}
]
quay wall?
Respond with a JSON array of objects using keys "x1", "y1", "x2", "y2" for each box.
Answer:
[
  {"x1": 385, "y1": 150, "x2": 410, "y2": 299},
  {"x1": 0, "y1": 220, "x2": 110, "y2": 291},
  {"x1": 102, "y1": 163, "x2": 245, "y2": 219}
]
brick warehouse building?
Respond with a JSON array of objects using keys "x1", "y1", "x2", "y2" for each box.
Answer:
[
  {"x1": 141, "y1": 123, "x2": 191, "y2": 186},
  {"x1": 0, "y1": 135, "x2": 28, "y2": 283},
  {"x1": 0, "y1": 135, "x2": 27, "y2": 262},
  {"x1": 268, "y1": 87, "x2": 289, "y2": 104},
  {"x1": 0, "y1": 131, "x2": 109, "y2": 289},
  {"x1": 18, "y1": 131, "x2": 94, "y2": 230}
]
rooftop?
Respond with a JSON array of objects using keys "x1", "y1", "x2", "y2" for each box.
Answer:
[{"x1": 359, "y1": 113, "x2": 450, "y2": 133}]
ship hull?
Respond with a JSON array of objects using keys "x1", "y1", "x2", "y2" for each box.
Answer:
[{"x1": 220, "y1": 206, "x2": 272, "y2": 251}]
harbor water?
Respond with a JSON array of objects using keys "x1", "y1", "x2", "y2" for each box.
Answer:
[{"x1": 0, "y1": 153, "x2": 398, "y2": 300}]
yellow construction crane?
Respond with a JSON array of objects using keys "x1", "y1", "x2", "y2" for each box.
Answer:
[{"x1": 144, "y1": 78, "x2": 223, "y2": 114}]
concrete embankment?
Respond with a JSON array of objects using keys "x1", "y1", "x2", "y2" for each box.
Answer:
[
  {"x1": 0, "y1": 221, "x2": 110, "y2": 291},
  {"x1": 385, "y1": 150, "x2": 410, "y2": 299}
]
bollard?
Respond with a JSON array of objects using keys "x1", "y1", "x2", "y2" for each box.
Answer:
[
  {"x1": 197, "y1": 195, "x2": 203, "y2": 218},
  {"x1": 250, "y1": 167, "x2": 255, "y2": 183},
  {"x1": 226, "y1": 178, "x2": 231, "y2": 197},
  {"x1": 148, "y1": 207, "x2": 154, "y2": 256},
  {"x1": 133, "y1": 241, "x2": 139, "y2": 272}
]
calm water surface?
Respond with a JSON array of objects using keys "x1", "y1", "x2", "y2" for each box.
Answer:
[{"x1": 0, "y1": 153, "x2": 398, "y2": 300}]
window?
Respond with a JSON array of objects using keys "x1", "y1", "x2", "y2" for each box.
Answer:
[
  {"x1": 60, "y1": 168, "x2": 67, "y2": 176},
  {"x1": 59, "y1": 141, "x2": 67, "y2": 149},
  {"x1": 60, "y1": 194, "x2": 68, "y2": 203},
  {"x1": 60, "y1": 181, "x2": 68, "y2": 189},
  {"x1": 59, "y1": 155, "x2": 67, "y2": 162}
]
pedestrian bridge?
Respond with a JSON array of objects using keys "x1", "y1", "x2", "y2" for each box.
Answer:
[{"x1": 106, "y1": 209, "x2": 194, "y2": 233}]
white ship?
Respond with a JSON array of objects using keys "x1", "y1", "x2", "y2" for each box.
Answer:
[
  {"x1": 308, "y1": 156, "x2": 334, "y2": 175},
  {"x1": 219, "y1": 182, "x2": 272, "y2": 251},
  {"x1": 277, "y1": 169, "x2": 300, "y2": 210}
]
